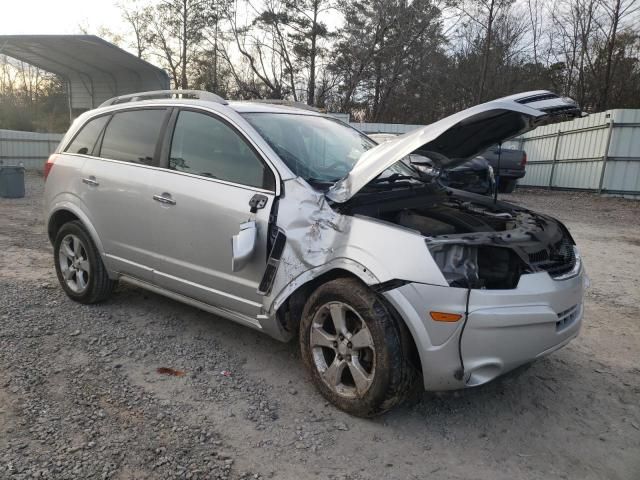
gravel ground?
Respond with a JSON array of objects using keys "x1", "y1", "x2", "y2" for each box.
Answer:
[{"x1": 0, "y1": 173, "x2": 639, "y2": 480}]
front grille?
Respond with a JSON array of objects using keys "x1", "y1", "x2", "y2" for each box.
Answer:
[
  {"x1": 528, "y1": 236, "x2": 576, "y2": 278},
  {"x1": 556, "y1": 304, "x2": 579, "y2": 331}
]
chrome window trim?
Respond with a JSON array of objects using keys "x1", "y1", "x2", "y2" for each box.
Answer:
[
  {"x1": 168, "y1": 106, "x2": 279, "y2": 194},
  {"x1": 62, "y1": 152, "x2": 277, "y2": 195},
  {"x1": 62, "y1": 113, "x2": 112, "y2": 156},
  {"x1": 62, "y1": 106, "x2": 169, "y2": 154},
  {"x1": 69, "y1": 101, "x2": 286, "y2": 196}
]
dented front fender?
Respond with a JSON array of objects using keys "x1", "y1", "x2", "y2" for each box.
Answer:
[{"x1": 262, "y1": 178, "x2": 448, "y2": 315}]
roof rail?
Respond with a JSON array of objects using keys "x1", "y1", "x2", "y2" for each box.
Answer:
[
  {"x1": 246, "y1": 99, "x2": 321, "y2": 112},
  {"x1": 99, "y1": 90, "x2": 228, "y2": 107}
]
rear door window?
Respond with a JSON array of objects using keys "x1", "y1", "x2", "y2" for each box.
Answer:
[
  {"x1": 169, "y1": 110, "x2": 275, "y2": 190},
  {"x1": 65, "y1": 115, "x2": 109, "y2": 155},
  {"x1": 100, "y1": 109, "x2": 167, "y2": 166}
]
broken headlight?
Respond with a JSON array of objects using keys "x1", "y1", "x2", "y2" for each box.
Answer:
[{"x1": 427, "y1": 242, "x2": 525, "y2": 289}]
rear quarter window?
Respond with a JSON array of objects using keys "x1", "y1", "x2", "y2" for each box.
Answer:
[
  {"x1": 99, "y1": 109, "x2": 167, "y2": 166},
  {"x1": 64, "y1": 115, "x2": 110, "y2": 155}
]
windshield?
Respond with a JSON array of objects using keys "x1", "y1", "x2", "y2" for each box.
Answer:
[{"x1": 244, "y1": 112, "x2": 420, "y2": 186}]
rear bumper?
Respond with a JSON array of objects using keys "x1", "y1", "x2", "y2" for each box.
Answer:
[
  {"x1": 383, "y1": 266, "x2": 586, "y2": 391},
  {"x1": 497, "y1": 168, "x2": 525, "y2": 179}
]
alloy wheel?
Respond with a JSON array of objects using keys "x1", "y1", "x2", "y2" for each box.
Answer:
[
  {"x1": 58, "y1": 234, "x2": 91, "y2": 294},
  {"x1": 310, "y1": 302, "x2": 376, "y2": 398}
]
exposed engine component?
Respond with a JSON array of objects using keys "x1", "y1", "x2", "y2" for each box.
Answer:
[
  {"x1": 395, "y1": 210, "x2": 455, "y2": 236},
  {"x1": 348, "y1": 191, "x2": 577, "y2": 290}
]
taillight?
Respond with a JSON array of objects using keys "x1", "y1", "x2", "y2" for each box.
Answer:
[
  {"x1": 521, "y1": 152, "x2": 527, "y2": 167},
  {"x1": 44, "y1": 154, "x2": 58, "y2": 181}
]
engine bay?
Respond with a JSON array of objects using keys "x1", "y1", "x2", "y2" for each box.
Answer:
[{"x1": 341, "y1": 188, "x2": 578, "y2": 289}]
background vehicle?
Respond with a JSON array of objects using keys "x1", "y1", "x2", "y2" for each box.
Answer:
[
  {"x1": 45, "y1": 90, "x2": 585, "y2": 417},
  {"x1": 370, "y1": 133, "x2": 495, "y2": 195},
  {"x1": 477, "y1": 146, "x2": 527, "y2": 193},
  {"x1": 443, "y1": 157, "x2": 494, "y2": 194}
]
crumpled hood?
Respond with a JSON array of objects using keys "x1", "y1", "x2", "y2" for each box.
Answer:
[{"x1": 327, "y1": 91, "x2": 582, "y2": 203}]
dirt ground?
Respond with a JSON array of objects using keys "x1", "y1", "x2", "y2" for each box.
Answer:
[{"x1": 1, "y1": 172, "x2": 639, "y2": 479}]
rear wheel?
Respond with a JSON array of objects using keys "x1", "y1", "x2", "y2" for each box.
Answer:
[
  {"x1": 498, "y1": 178, "x2": 517, "y2": 193},
  {"x1": 54, "y1": 221, "x2": 116, "y2": 304},
  {"x1": 299, "y1": 278, "x2": 415, "y2": 417}
]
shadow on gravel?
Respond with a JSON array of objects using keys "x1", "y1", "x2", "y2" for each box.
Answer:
[{"x1": 110, "y1": 282, "x2": 631, "y2": 433}]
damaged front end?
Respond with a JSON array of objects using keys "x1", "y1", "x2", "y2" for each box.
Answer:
[
  {"x1": 339, "y1": 184, "x2": 581, "y2": 292},
  {"x1": 423, "y1": 201, "x2": 580, "y2": 290},
  {"x1": 337, "y1": 186, "x2": 586, "y2": 390},
  {"x1": 254, "y1": 90, "x2": 586, "y2": 393}
]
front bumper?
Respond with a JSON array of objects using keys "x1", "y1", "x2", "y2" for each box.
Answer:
[{"x1": 383, "y1": 266, "x2": 586, "y2": 391}]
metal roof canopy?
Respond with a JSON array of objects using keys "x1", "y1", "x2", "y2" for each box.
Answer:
[{"x1": 0, "y1": 35, "x2": 170, "y2": 118}]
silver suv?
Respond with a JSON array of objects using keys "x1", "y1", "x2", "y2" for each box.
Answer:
[{"x1": 44, "y1": 90, "x2": 587, "y2": 416}]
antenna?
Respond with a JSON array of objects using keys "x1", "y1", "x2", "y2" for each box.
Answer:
[{"x1": 493, "y1": 142, "x2": 502, "y2": 205}]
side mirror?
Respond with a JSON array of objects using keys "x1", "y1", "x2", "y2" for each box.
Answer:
[{"x1": 231, "y1": 221, "x2": 257, "y2": 272}]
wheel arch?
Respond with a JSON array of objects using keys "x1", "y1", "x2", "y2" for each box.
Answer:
[
  {"x1": 47, "y1": 203, "x2": 105, "y2": 255},
  {"x1": 272, "y1": 265, "x2": 421, "y2": 375}
]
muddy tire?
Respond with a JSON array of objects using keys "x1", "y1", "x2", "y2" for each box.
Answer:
[
  {"x1": 299, "y1": 278, "x2": 416, "y2": 417},
  {"x1": 54, "y1": 221, "x2": 116, "y2": 304}
]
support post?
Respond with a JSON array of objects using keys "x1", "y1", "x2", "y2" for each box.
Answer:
[
  {"x1": 548, "y1": 129, "x2": 561, "y2": 189},
  {"x1": 598, "y1": 117, "x2": 615, "y2": 194},
  {"x1": 66, "y1": 80, "x2": 73, "y2": 124}
]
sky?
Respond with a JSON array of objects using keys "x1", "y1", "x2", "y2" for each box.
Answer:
[{"x1": 1, "y1": 0, "x2": 125, "y2": 36}]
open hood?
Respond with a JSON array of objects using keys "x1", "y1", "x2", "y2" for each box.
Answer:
[{"x1": 327, "y1": 91, "x2": 583, "y2": 203}]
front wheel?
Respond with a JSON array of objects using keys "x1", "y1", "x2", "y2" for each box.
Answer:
[
  {"x1": 299, "y1": 278, "x2": 415, "y2": 417},
  {"x1": 54, "y1": 221, "x2": 116, "y2": 304}
]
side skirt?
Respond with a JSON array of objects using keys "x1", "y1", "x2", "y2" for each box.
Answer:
[{"x1": 119, "y1": 275, "x2": 263, "y2": 332}]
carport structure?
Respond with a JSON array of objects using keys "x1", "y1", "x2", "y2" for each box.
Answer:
[{"x1": 0, "y1": 35, "x2": 170, "y2": 119}]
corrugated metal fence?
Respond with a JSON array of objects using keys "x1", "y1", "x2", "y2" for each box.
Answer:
[
  {"x1": 507, "y1": 109, "x2": 640, "y2": 197},
  {"x1": 351, "y1": 122, "x2": 420, "y2": 135},
  {"x1": 0, "y1": 129, "x2": 63, "y2": 170},
  {"x1": 2, "y1": 109, "x2": 639, "y2": 197},
  {"x1": 352, "y1": 110, "x2": 640, "y2": 197}
]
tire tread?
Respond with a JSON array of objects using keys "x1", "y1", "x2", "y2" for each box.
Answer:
[
  {"x1": 299, "y1": 277, "x2": 416, "y2": 417},
  {"x1": 54, "y1": 220, "x2": 116, "y2": 304}
]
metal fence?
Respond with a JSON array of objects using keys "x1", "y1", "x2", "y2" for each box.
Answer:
[
  {"x1": 352, "y1": 110, "x2": 640, "y2": 198},
  {"x1": 506, "y1": 109, "x2": 640, "y2": 197},
  {"x1": 0, "y1": 129, "x2": 63, "y2": 170},
  {"x1": 2, "y1": 108, "x2": 639, "y2": 197},
  {"x1": 350, "y1": 122, "x2": 421, "y2": 135}
]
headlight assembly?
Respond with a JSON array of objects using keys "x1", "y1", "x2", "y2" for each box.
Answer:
[{"x1": 427, "y1": 242, "x2": 526, "y2": 289}]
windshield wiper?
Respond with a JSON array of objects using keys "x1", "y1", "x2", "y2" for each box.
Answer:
[{"x1": 307, "y1": 177, "x2": 339, "y2": 187}]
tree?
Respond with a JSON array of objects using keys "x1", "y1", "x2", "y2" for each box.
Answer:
[
  {"x1": 549, "y1": 0, "x2": 640, "y2": 111},
  {"x1": 0, "y1": 56, "x2": 68, "y2": 132},
  {"x1": 596, "y1": 0, "x2": 639, "y2": 109},
  {"x1": 456, "y1": 0, "x2": 516, "y2": 102},
  {"x1": 120, "y1": 1, "x2": 153, "y2": 59},
  {"x1": 331, "y1": 0, "x2": 445, "y2": 121},
  {"x1": 223, "y1": 0, "x2": 298, "y2": 99},
  {"x1": 285, "y1": 0, "x2": 333, "y2": 105}
]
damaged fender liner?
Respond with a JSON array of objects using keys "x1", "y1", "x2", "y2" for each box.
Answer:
[
  {"x1": 257, "y1": 229, "x2": 287, "y2": 295},
  {"x1": 371, "y1": 279, "x2": 412, "y2": 293}
]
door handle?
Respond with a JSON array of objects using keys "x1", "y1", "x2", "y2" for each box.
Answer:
[
  {"x1": 82, "y1": 176, "x2": 99, "y2": 186},
  {"x1": 153, "y1": 193, "x2": 176, "y2": 205}
]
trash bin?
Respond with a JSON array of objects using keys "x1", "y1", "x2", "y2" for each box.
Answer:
[{"x1": 0, "y1": 165, "x2": 26, "y2": 198}]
